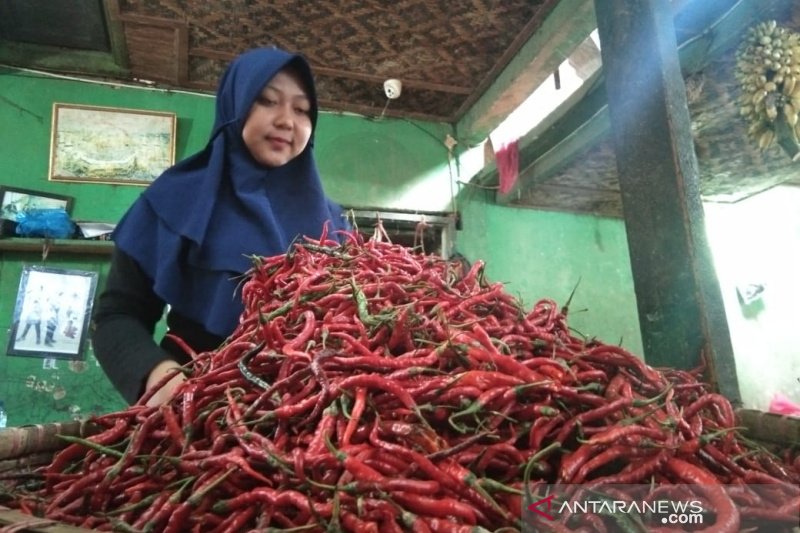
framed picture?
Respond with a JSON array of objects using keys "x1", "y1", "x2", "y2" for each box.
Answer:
[
  {"x1": 0, "y1": 186, "x2": 74, "y2": 222},
  {"x1": 7, "y1": 266, "x2": 98, "y2": 361},
  {"x1": 49, "y1": 103, "x2": 177, "y2": 186}
]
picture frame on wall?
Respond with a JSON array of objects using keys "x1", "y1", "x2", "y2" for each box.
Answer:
[
  {"x1": 0, "y1": 186, "x2": 74, "y2": 222},
  {"x1": 48, "y1": 103, "x2": 177, "y2": 186},
  {"x1": 7, "y1": 265, "x2": 98, "y2": 361}
]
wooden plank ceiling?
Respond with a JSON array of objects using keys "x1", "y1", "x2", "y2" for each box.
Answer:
[{"x1": 0, "y1": 0, "x2": 561, "y2": 125}]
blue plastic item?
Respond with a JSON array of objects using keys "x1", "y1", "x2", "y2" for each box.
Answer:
[{"x1": 15, "y1": 208, "x2": 76, "y2": 239}]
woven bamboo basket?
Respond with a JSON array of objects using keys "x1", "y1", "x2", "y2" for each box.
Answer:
[
  {"x1": 0, "y1": 422, "x2": 97, "y2": 532},
  {"x1": 736, "y1": 408, "x2": 800, "y2": 448},
  {"x1": 0, "y1": 411, "x2": 797, "y2": 531}
]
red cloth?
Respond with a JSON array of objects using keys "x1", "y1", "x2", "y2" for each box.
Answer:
[{"x1": 496, "y1": 140, "x2": 519, "y2": 194}]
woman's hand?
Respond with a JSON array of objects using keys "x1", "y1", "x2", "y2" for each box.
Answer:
[{"x1": 144, "y1": 359, "x2": 186, "y2": 407}]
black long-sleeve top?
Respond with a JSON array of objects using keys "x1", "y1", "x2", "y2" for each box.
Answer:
[{"x1": 92, "y1": 248, "x2": 225, "y2": 404}]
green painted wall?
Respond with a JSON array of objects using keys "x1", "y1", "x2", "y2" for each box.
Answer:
[
  {"x1": 454, "y1": 185, "x2": 644, "y2": 356},
  {"x1": 316, "y1": 117, "x2": 455, "y2": 211},
  {"x1": 1, "y1": 70, "x2": 215, "y2": 222},
  {"x1": 1, "y1": 68, "x2": 455, "y2": 218},
  {"x1": 0, "y1": 67, "x2": 452, "y2": 426}
]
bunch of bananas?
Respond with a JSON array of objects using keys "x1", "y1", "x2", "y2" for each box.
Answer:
[{"x1": 734, "y1": 20, "x2": 800, "y2": 153}]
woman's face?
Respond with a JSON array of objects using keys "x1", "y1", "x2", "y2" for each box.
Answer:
[{"x1": 242, "y1": 68, "x2": 313, "y2": 168}]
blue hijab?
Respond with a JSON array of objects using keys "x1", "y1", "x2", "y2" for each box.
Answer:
[{"x1": 113, "y1": 47, "x2": 348, "y2": 337}]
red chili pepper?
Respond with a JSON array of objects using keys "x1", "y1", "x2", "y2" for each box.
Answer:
[
  {"x1": 581, "y1": 344, "x2": 666, "y2": 388},
  {"x1": 446, "y1": 283, "x2": 505, "y2": 317},
  {"x1": 743, "y1": 468, "x2": 800, "y2": 491},
  {"x1": 446, "y1": 386, "x2": 507, "y2": 432},
  {"x1": 683, "y1": 393, "x2": 736, "y2": 428},
  {"x1": 664, "y1": 457, "x2": 740, "y2": 533},
  {"x1": 387, "y1": 305, "x2": 413, "y2": 353},
  {"x1": 588, "y1": 448, "x2": 671, "y2": 485},
  {"x1": 45, "y1": 416, "x2": 131, "y2": 487},
  {"x1": 437, "y1": 459, "x2": 518, "y2": 525},
  {"x1": 341, "y1": 511, "x2": 379, "y2": 533},
  {"x1": 423, "y1": 518, "x2": 487, "y2": 533},
  {"x1": 160, "y1": 403, "x2": 186, "y2": 450},
  {"x1": 217, "y1": 506, "x2": 259, "y2": 533},
  {"x1": 436, "y1": 385, "x2": 484, "y2": 408},
  {"x1": 342, "y1": 454, "x2": 385, "y2": 483},
  {"x1": 22, "y1": 233, "x2": 800, "y2": 532},
  {"x1": 548, "y1": 384, "x2": 607, "y2": 408},
  {"x1": 335, "y1": 373, "x2": 419, "y2": 412},
  {"x1": 163, "y1": 332, "x2": 198, "y2": 360},
  {"x1": 379, "y1": 420, "x2": 443, "y2": 453},
  {"x1": 700, "y1": 442, "x2": 747, "y2": 478},
  {"x1": 163, "y1": 468, "x2": 234, "y2": 533},
  {"x1": 553, "y1": 396, "x2": 631, "y2": 443},
  {"x1": 472, "y1": 346, "x2": 547, "y2": 382},
  {"x1": 778, "y1": 495, "x2": 800, "y2": 517},
  {"x1": 757, "y1": 450, "x2": 800, "y2": 484},
  {"x1": 584, "y1": 424, "x2": 669, "y2": 447},
  {"x1": 474, "y1": 442, "x2": 524, "y2": 475},
  {"x1": 129, "y1": 488, "x2": 179, "y2": 531},
  {"x1": 189, "y1": 448, "x2": 272, "y2": 486},
  {"x1": 44, "y1": 468, "x2": 106, "y2": 514},
  {"x1": 573, "y1": 368, "x2": 608, "y2": 385},
  {"x1": 559, "y1": 443, "x2": 601, "y2": 483},
  {"x1": 451, "y1": 370, "x2": 526, "y2": 389},
  {"x1": 571, "y1": 444, "x2": 656, "y2": 484},
  {"x1": 511, "y1": 402, "x2": 560, "y2": 420},
  {"x1": 354, "y1": 478, "x2": 441, "y2": 494},
  {"x1": 328, "y1": 330, "x2": 376, "y2": 357},
  {"x1": 363, "y1": 500, "x2": 404, "y2": 533},
  {"x1": 529, "y1": 413, "x2": 566, "y2": 450},
  {"x1": 604, "y1": 373, "x2": 631, "y2": 400},
  {"x1": 306, "y1": 403, "x2": 339, "y2": 456},
  {"x1": 282, "y1": 309, "x2": 317, "y2": 352},
  {"x1": 391, "y1": 492, "x2": 478, "y2": 525},
  {"x1": 329, "y1": 349, "x2": 442, "y2": 372}
]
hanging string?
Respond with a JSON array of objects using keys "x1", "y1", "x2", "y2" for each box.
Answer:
[
  {"x1": 413, "y1": 216, "x2": 431, "y2": 254},
  {"x1": 378, "y1": 98, "x2": 391, "y2": 119},
  {"x1": 41, "y1": 239, "x2": 51, "y2": 261}
]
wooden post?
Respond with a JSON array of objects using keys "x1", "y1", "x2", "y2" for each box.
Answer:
[{"x1": 594, "y1": 0, "x2": 740, "y2": 403}]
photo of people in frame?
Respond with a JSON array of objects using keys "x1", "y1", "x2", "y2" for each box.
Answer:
[{"x1": 7, "y1": 266, "x2": 98, "y2": 360}]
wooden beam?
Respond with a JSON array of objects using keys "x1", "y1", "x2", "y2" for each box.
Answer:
[
  {"x1": 0, "y1": 40, "x2": 128, "y2": 77},
  {"x1": 102, "y1": 0, "x2": 128, "y2": 69},
  {"x1": 568, "y1": 37, "x2": 602, "y2": 80},
  {"x1": 174, "y1": 24, "x2": 188, "y2": 86},
  {"x1": 456, "y1": 0, "x2": 597, "y2": 146},
  {"x1": 489, "y1": 0, "x2": 793, "y2": 200},
  {"x1": 595, "y1": 0, "x2": 740, "y2": 402}
]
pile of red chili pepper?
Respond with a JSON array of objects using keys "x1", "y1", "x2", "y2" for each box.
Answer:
[{"x1": 4, "y1": 230, "x2": 800, "y2": 532}]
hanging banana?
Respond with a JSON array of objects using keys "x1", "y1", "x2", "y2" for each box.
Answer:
[{"x1": 735, "y1": 20, "x2": 800, "y2": 156}]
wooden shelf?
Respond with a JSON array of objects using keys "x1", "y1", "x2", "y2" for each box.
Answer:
[{"x1": 0, "y1": 238, "x2": 113, "y2": 256}]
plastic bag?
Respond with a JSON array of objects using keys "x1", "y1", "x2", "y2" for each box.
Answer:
[
  {"x1": 768, "y1": 392, "x2": 800, "y2": 417},
  {"x1": 15, "y1": 208, "x2": 76, "y2": 239}
]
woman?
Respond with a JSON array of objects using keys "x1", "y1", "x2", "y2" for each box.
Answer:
[{"x1": 92, "y1": 47, "x2": 349, "y2": 406}]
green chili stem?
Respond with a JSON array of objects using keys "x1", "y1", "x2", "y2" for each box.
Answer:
[{"x1": 57, "y1": 434, "x2": 125, "y2": 458}]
